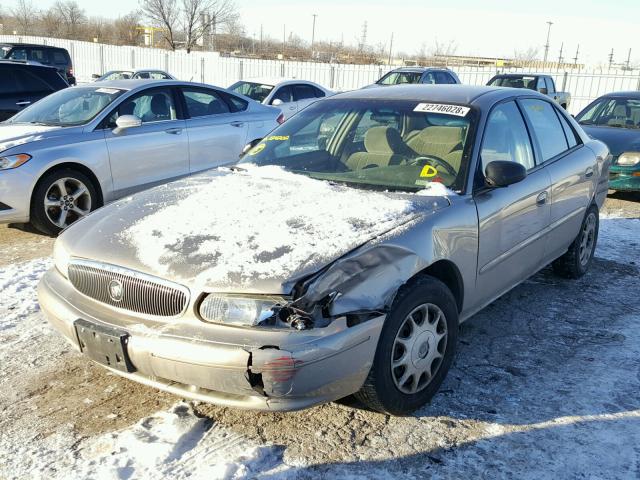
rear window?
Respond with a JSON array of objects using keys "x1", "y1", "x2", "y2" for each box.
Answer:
[
  {"x1": 489, "y1": 76, "x2": 537, "y2": 90},
  {"x1": 228, "y1": 81, "x2": 273, "y2": 103}
]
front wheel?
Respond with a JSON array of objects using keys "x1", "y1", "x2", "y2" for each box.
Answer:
[
  {"x1": 355, "y1": 276, "x2": 458, "y2": 415},
  {"x1": 552, "y1": 204, "x2": 599, "y2": 278},
  {"x1": 30, "y1": 169, "x2": 98, "y2": 236}
]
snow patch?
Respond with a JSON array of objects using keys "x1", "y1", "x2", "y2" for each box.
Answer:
[
  {"x1": 122, "y1": 166, "x2": 424, "y2": 288},
  {"x1": 0, "y1": 258, "x2": 51, "y2": 332}
]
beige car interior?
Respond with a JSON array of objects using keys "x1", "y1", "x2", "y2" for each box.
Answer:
[{"x1": 345, "y1": 123, "x2": 466, "y2": 174}]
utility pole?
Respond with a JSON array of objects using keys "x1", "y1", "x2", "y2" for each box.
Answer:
[
  {"x1": 260, "y1": 24, "x2": 263, "y2": 53},
  {"x1": 573, "y1": 44, "x2": 580, "y2": 67},
  {"x1": 626, "y1": 48, "x2": 632, "y2": 70},
  {"x1": 557, "y1": 42, "x2": 564, "y2": 66},
  {"x1": 359, "y1": 21, "x2": 368, "y2": 52},
  {"x1": 282, "y1": 24, "x2": 286, "y2": 58},
  {"x1": 311, "y1": 14, "x2": 317, "y2": 58},
  {"x1": 388, "y1": 32, "x2": 394, "y2": 66},
  {"x1": 608, "y1": 48, "x2": 614, "y2": 69},
  {"x1": 543, "y1": 21, "x2": 553, "y2": 63}
]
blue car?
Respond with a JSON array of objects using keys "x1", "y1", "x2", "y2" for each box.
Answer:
[
  {"x1": 365, "y1": 67, "x2": 461, "y2": 88},
  {"x1": 576, "y1": 92, "x2": 640, "y2": 192}
]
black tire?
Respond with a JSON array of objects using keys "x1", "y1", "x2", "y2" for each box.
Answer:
[
  {"x1": 552, "y1": 204, "x2": 599, "y2": 279},
  {"x1": 30, "y1": 168, "x2": 98, "y2": 236},
  {"x1": 355, "y1": 276, "x2": 458, "y2": 415}
]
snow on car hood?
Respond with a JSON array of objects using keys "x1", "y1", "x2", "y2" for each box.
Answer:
[
  {"x1": 63, "y1": 166, "x2": 450, "y2": 293},
  {"x1": 0, "y1": 123, "x2": 68, "y2": 153}
]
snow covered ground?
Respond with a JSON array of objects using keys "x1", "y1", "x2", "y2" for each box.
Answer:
[{"x1": 0, "y1": 213, "x2": 639, "y2": 480}]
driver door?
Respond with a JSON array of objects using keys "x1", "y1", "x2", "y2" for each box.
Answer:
[
  {"x1": 103, "y1": 87, "x2": 189, "y2": 198},
  {"x1": 474, "y1": 100, "x2": 551, "y2": 304}
]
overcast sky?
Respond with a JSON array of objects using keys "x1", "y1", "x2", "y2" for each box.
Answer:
[{"x1": 3, "y1": 0, "x2": 639, "y2": 66}]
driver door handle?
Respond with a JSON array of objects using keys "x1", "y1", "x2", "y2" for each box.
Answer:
[
  {"x1": 585, "y1": 167, "x2": 594, "y2": 178},
  {"x1": 536, "y1": 191, "x2": 548, "y2": 206},
  {"x1": 165, "y1": 128, "x2": 182, "y2": 135},
  {"x1": 230, "y1": 121, "x2": 244, "y2": 127},
  {"x1": 16, "y1": 101, "x2": 31, "y2": 106}
]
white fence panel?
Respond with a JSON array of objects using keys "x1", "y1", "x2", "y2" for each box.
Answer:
[{"x1": 2, "y1": 35, "x2": 639, "y2": 113}]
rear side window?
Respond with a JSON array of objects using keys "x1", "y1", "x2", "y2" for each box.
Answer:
[
  {"x1": 28, "y1": 49, "x2": 47, "y2": 63},
  {"x1": 292, "y1": 84, "x2": 317, "y2": 101},
  {"x1": 182, "y1": 88, "x2": 230, "y2": 117},
  {"x1": 422, "y1": 72, "x2": 436, "y2": 84},
  {"x1": 545, "y1": 77, "x2": 556, "y2": 93},
  {"x1": 52, "y1": 50, "x2": 68, "y2": 65},
  {"x1": 434, "y1": 71, "x2": 455, "y2": 84},
  {"x1": 556, "y1": 110, "x2": 579, "y2": 148},
  {"x1": 218, "y1": 91, "x2": 248, "y2": 112},
  {"x1": 481, "y1": 101, "x2": 535, "y2": 171},
  {"x1": 520, "y1": 99, "x2": 568, "y2": 162},
  {"x1": 312, "y1": 86, "x2": 326, "y2": 98}
]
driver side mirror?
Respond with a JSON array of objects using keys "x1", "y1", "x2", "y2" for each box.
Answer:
[
  {"x1": 485, "y1": 161, "x2": 527, "y2": 188},
  {"x1": 538, "y1": 87, "x2": 548, "y2": 95},
  {"x1": 91, "y1": 73, "x2": 100, "y2": 79},
  {"x1": 271, "y1": 99, "x2": 284, "y2": 106},
  {"x1": 113, "y1": 115, "x2": 142, "y2": 134}
]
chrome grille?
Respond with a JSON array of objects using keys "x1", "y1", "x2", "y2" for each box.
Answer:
[{"x1": 68, "y1": 260, "x2": 189, "y2": 317}]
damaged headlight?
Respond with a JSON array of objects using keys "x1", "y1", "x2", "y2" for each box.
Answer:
[{"x1": 199, "y1": 294, "x2": 286, "y2": 327}]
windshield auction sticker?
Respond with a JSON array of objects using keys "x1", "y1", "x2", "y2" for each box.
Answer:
[
  {"x1": 95, "y1": 88, "x2": 121, "y2": 95},
  {"x1": 414, "y1": 103, "x2": 470, "y2": 117}
]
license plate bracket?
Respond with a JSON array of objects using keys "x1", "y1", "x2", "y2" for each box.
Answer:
[{"x1": 74, "y1": 319, "x2": 136, "y2": 373}]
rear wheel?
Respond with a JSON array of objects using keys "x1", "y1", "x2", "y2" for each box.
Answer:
[
  {"x1": 355, "y1": 276, "x2": 458, "y2": 415},
  {"x1": 552, "y1": 204, "x2": 599, "y2": 278},
  {"x1": 30, "y1": 169, "x2": 98, "y2": 236}
]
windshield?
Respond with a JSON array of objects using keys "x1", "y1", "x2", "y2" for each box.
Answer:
[
  {"x1": 377, "y1": 71, "x2": 423, "y2": 85},
  {"x1": 576, "y1": 97, "x2": 640, "y2": 129},
  {"x1": 100, "y1": 71, "x2": 133, "y2": 81},
  {"x1": 229, "y1": 81, "x2": 274, "y2": 102},
  {"x1": 8, "y1": 87, "x2": 125, "y2": 126},
  {"x1": 239, "y1": 99, "x2": 475, "y2": 192},
  {"x1": 488, "y1": 76, "x2": 537, "y2": 90}
]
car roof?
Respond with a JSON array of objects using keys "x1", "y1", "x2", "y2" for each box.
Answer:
[
  {"x1": 598, "y1": 91, "x2": 640, "y2": 99},
  {"x1": 76, "y1": 79, "x2": 215, "y2": 91},
  {"x1": 333, "y1": 84, "x2": 512, "y2": 106},
  {"x1": 389, "y1": 67, "x2": 452, "y2": 73},
  {"x1": 0, "y1": 43, "x2": 65, "y2": 49},
  {"x1": 238, "y1": 77, "x2": 321, "y2": 87},
  {"x1": 0, "y1": 60, "x2": 59, "y2": 71},
  {"x1": 492, "y1": 73, "x2": 545, "y2": 77}
]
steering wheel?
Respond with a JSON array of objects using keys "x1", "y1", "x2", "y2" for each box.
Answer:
[{"x1": 408, "y1": 155, "x2": 457, "y2": 177}]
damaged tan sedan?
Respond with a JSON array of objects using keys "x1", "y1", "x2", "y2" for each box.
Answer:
[{"x1": 39, "y1": 85, "x2": 610, "y2": 415}]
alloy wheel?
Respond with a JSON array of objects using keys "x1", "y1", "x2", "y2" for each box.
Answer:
[
  {"x1": 579, "y1": 213, "x2": 597, "y2": 267},
  {"x1": 44, "y1": 177, "x2": 92, "y2": 229}
]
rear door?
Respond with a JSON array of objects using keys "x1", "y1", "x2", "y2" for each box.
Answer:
[
  {"x1": 11, "y1": 67, "x2": 57, "y2": 110},
  {"x1": 180, "y1": 86, "x2": 249, "y2": 172},
  {"x1": 0, "y1": 66, "x2": 21, "y2": 120},
  {"x1": 518, "y1": 98, "x2": 596, "y2": 263},
  {"x1": 103, "y1": 86, "x2": 189, "y2": 197},
  {"x1": 474, "y1": 100, "x2": 551, "y2": 302}
]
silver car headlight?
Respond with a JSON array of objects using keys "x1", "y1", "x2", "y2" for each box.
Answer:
[
  {"x1": 53, "y1": 240, "x2": 71, "y2": 278},
  {"x1": 199, "y1": 294, "x2": 286, "y2": 327},
  {"x1": 617, "y1": 152, "x2": 640, "y2": 166},
  {"x1": 0, "y1": 153, "x2": 31, "y2": 170}
]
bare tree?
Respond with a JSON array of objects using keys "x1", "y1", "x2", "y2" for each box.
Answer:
[
  {"x1": 514, "y1": 46, "x2": 540, "y2": 63},
  {"x1": 55, "y1": 1, "x2": 86, "y2": 39},
  {"x1": 140, "y1": 0, "x2": 179, "y2": 50},
  {"x1": 113, "y1": 11, "x2": 142, "y2": 46},
  {"x1": 181, "y1": 0, "x2": 237, "y2": 53},
  {"x1": 431, "y1": 39, "x2": 458, "y2": 57},
  {"x1": 39, "y1": 8, "x2": 63, "y2": 37},
  {"x1": 11, "y1": 0, "x2": 38, "y2": 34}
]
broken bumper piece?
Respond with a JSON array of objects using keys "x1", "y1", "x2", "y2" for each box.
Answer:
[{"x1": 38, "y1": 268, "x2": 385, "y2": 411}]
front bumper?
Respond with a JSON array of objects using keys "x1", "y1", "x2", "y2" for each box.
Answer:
[
  {"x1": 0, "y1": 167, "x2": 34, "y2": 223},
  {"x1": 38, "y1": 267, "x2": 385, "y2": 411},
  {"x1": 609, "y1": 165, "x2": 640, "y2": 191}
]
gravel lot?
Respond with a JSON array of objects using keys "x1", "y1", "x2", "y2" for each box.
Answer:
[{"x1": 0, "y1": 193, "x2": 639, "y2": 479}]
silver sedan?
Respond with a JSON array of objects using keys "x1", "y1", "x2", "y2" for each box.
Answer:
[
  {"x1": 0, "y1": 80, "x2": 283, "y2": 235},
  {"x1": 39, "y1": 85, "x2": 610, "y2": 414}
]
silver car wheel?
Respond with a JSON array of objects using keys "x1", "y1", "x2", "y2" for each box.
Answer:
[
  {"x1": 391, "y1": 303, "x2": 448, "y2": 394},
  {"x1": 44, "y1": 177, "x2": 92, "y2": 229},
  {"x1": 579, "y1": 213, "x2": 597, "y2": 267}
]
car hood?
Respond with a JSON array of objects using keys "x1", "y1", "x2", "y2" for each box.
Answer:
[
  {"x1": 60, "y1": 166, "x2": 451, "y2": 295},
  {"x1": 0, "y1": 123, "x2": 80, "y2": 153},
  {"x1": 582, "y1": 125, "x2": 640, "y2": 157}
]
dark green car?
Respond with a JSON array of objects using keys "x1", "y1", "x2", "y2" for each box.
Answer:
[{"x1": 576, "y1": 92, "x2": 640, "y2": 192}]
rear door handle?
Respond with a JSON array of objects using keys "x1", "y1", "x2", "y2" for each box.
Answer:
[
  {"x1": 230, "y1": 121, "x2": 244, "y2": 128},
  {"x1": 165, "y1": 128, "x2": 182, "y2": 135},
  {"x1": 16, "y1": 101, "x2": 31, "y2": 106},
  {"x1": 536, "y1": 191, "x2": 548, "y2": 206},
  {"x1": 585, "y1": 167, "x2": 594, "y2": 178}
]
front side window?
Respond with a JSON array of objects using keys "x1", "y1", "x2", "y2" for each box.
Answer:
[
  {"x1": 576, "y1": 97, "x2": 640, "y2": 129},
  {"x1": 182, "y1": 88, "x2": 230, "y2": 117},
  {"x1": 422, "y1": 72, "x2": 436, "y2": 84},
  {"x1": 271, "y1": 86, "x2": 293, "y2": 103},
  {"x1": 228, "y1": 81, "x2": 273, "y2": 103},
  {"x1": 240, "y1": 99, "x2": 476, "y2": 192},
  {"x1": 293, "y1": 84, "x2": 317, "y2": 101},
  {"x1": 9, "y1": 86, "x2": 125, "y2": 126},
  {"x1": 377, "y1": 71, "x2": 423, "y2": 85},
  {"x1": 28, "y1": 49, "x2": 47, "y2": 63},
  {"x1": 520, "y1": 99, "x2": 568, "y2": 161},
  {"x1": 8, "y1": 48, "x2": 27, "y2": 61},
  {"x1": 545, "y1": 77, "x2": 556, "y2": 93},
  {"x1": 102, "y1": 71, "x2": 132, "y2": 81},
  {"x1": 481, "y1": 101, "x2": 535, "y2": 172},
  {"x1": 115, "y1": 89, "x2": 177, "y2": 124}
]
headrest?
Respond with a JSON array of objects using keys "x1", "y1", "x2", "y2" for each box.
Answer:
[{"x1": 364, "y1": 126, "x2": 404, "y2": 153}]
